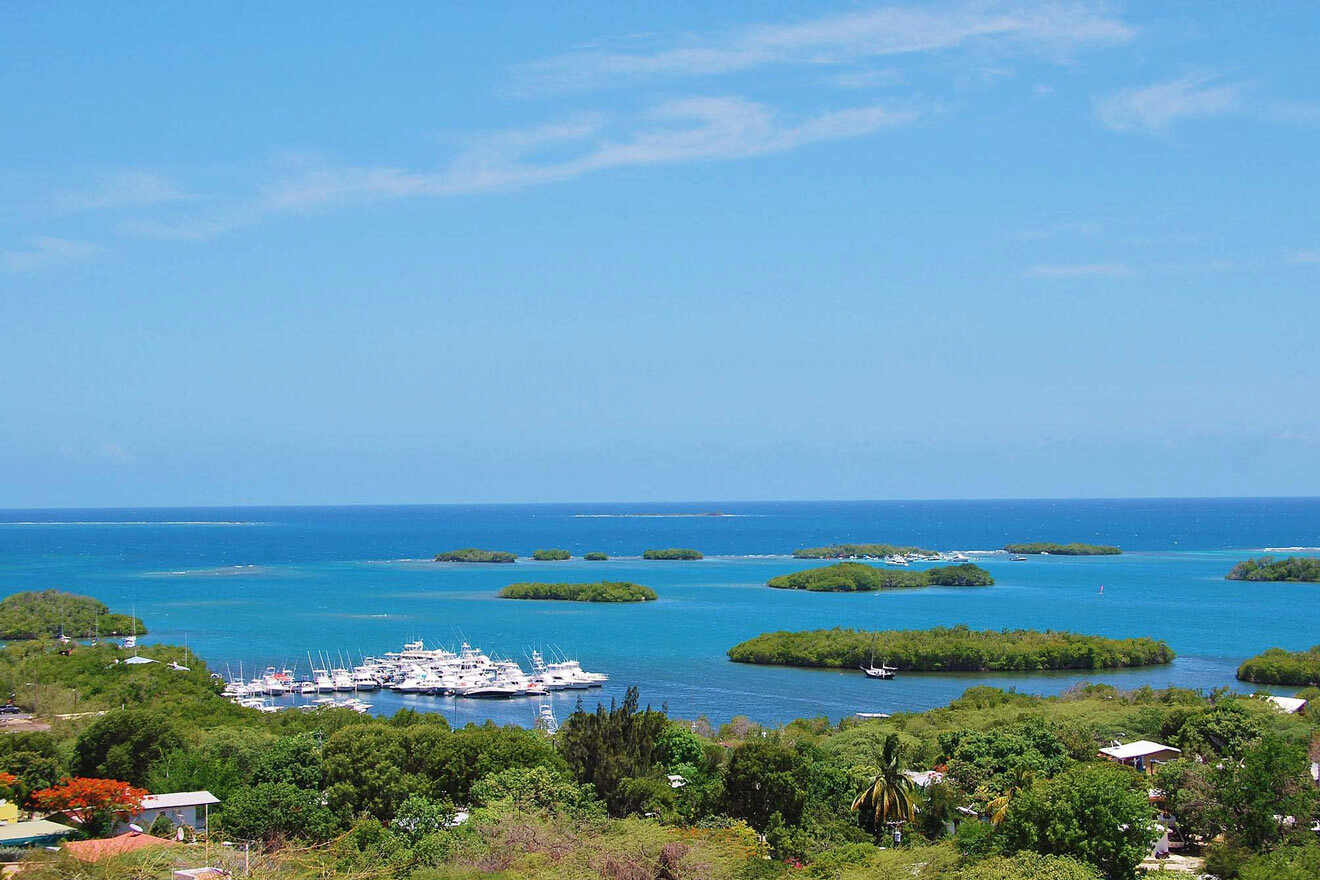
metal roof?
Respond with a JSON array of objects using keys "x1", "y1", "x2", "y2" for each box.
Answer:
[
  {"x1": 140, "y1": 790, "x2": 220, "y2": 810},
  {"x1": 1099, "y1": 740, "x2": 1181, "y2": 760},
  {"x1": 0, "y1": 819, "x2": 76, "y2": 844}
]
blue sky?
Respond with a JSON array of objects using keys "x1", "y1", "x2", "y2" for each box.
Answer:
[{"x1": 2, "y1": 3, "x2": 1318, "y2": 506}]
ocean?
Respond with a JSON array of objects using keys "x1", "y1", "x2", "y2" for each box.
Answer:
[{"x1": 1, "y1": 498, "x2": 1317, "y2": 727}]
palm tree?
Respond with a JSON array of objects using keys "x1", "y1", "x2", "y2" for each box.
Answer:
[
  {"x1": 851, "y1": 733, "x2": 918, "y2": 830},
  {"x1": 986, "y1": 766, "x2": 1035, "y2": 824}
]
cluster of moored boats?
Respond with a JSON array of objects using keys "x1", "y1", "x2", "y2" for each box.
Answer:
[
  {"x1": 222, "y1": 641, "x2": 607, "y2": 712},
  {"x1": 879, "y1": 552, "x2": 970, "y2": 565}
]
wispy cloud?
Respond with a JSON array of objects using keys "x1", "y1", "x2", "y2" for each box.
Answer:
[
  {"x1": 50, "y1": 171, "x2": 187, "y2": 214},
  {"x1": 121, "y1": 98, "x2": 919, "y2": 241},
  {"x1": 1, "y1": 236, "x2": 103, "y2": 272},
  {"x1": 1094, "y1": 72, "x2": 1242, "y2": 133},
  {"x1": 1026, "y1": 262, "x2": 1130, "y2": 278},
  {"x1": 514, "y1": 1, "x2": 1134, "y2": 93},
  {"x1": 1289, "y1": 249, "x2": 1320, "y2": 264}
]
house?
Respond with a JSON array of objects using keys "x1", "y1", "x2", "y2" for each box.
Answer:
[
  {"x1": 64, "y1": 830, "x2": 180, "y2": 862},
  {"x1": 0, "y1": 819, "x2": 76, "y2": 847},
  {"x1": 903, "y1": 769, "x2": 946, "y2": 788},
  {"x1": 1099, "y1": 740, "x2": 1181, "y2": 774},
  {"x1": 1264, "y1": 695, "x2": 1308, "y2": 715},
  {"x1": 666, "y1": 774, "x2": 687, "y2": 789},
  {"x1": 121, "y1": 790, "x2": 220, "y2": 835},
  {"x1": 0, "y1": 799, "x2": 19, "y2": 824}
]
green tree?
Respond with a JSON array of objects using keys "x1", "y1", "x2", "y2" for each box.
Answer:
[
  {"x1": 987, "y1": 767, "x2": 1035, "y2": 825},
  {"x1": 469, "y1": 764, "x2": 603, "y2": 817},
  {"x1": 1212, "y1": 733, "x2": 1317, "y2": 851},
  {"x1": 72, "y1": 709, "x2": 182, "y2": 786},
  {"x1": 996, "y1": 763, "x2": 1156, "y2": 880},
  {"x1": 557, "y1": 687, "x2": 668, "y2": 816},
  {"x1": 655, "y1": 724, "x2": 705, "y2": 770},
  {"x1": 851, "y1": 733, "x2": 918, "y2": 834},
  {"x1": 388, "y1": 794, "x2": 454, "y2": 840},
  {"x1": 251, "y1": 732, "x2": 322, "y2": 789},
  {"x1": 322, "y1": 724, "x2": 409, "y2": 821},
  {"x1": 1239, "y1": 842, "x2": 1320, "y2": 880},
  {"x1": 723, "y1": 738, "x2": 811, "y2": 829},
  {"x1": 221, "y1": 782, "x2": 336, "y2": 843},
  {"x1": 957, "y1": 851, "x2": 1102, "y2": 880}
]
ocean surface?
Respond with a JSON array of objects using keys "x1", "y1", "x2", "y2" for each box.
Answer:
[{"x1": 2, "y1": 499, "x2": 1318, "y2": 727}]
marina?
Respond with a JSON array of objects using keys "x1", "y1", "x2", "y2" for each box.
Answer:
[{"x1": 218, "y1": 641, "x2": 606, "y2": 713}]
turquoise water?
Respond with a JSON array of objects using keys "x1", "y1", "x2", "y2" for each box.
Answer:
[{"x1": 1, "y1": 500, "x2": 1317, "y2": 726}]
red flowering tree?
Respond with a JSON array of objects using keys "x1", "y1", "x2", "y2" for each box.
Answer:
[
  {"x1": 0, "y1": 772, "x2": 16, "y2": 802},
  {"x1": 31, "y1": 777, "x2": 148, "y2": 837}
]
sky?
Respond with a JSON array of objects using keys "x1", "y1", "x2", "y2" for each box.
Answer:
[{"x1": 2, "y1": 2, "x2": 1318, "y2": 507}]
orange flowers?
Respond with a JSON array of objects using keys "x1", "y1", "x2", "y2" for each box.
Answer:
[{"x1": 31, "y1": 777, "x2": 148, "y2": 823}]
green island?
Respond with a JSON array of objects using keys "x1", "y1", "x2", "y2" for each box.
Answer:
[
  {"x1": 1237, "y1": 645, "x2": 1320, "y2": 685},
  {"x1": 794, "y1": 543, "x2": 936, "y2": 559},
  {"x1": 531, "y1": 548, "x2": 571, "y2": 561},
  {"x1": 0, "y1": 590, "x2": 144, "y2": 640},
  {"x1": 1226, "y1": 555, "x2": 1320, "y2": 582},
  {"x1": 0, "y1": 596, "x2": 1311, "y2": 880},
  {"x1": 433, "y1": 548, "x2": 517, "y2": 563},
  {"x1": 583, "y1": 551, "x2": 609, "y2": 560},
  {"x1": 643, "y1": 547, "x2": 703, "y2": 560},
  {"x1": 728, "y1": 625, "x2": 1174, "y2": 671},
  {"x1": 1002, "y1": 542, "x2": 1121, "y2": 555},
  {"x1": 768, "y1": 562, "x2": 993, "y2": 592},
  {"x1": 499, "y1": 581, "x2": 657, "y2": 602}
]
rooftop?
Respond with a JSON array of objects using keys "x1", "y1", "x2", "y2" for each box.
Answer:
[
  {"x1": 140, "y1": 791, "x2": 220, "y2": 810},
  {"x1": 1099, "y1": 740, "x2": 1181, "y2": 761},
  {"x1": 65, "y1": 830, "x2": 180, "y2": 862},
  {"x1": 1264, "y1": 695, "x2": 1308, "y2": 714},
  {"x1": 0, "y1": 819, "x2": 75, "y2": 845}
]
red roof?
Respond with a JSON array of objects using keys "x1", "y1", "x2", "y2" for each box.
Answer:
[{"x1": 63, "y1": 831, "x2": 180, "y2": 862}]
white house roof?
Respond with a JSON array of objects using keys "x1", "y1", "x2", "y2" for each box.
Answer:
[
  {"x1": 122, "y1": 655, "x2": 158, "y2": 665},
  {"x1": 1264, "y1": 695, "x2": 1308, "y2": 714},
  {"x1": 140, "y1": 791, "x2": 220, "y2": 810},
  {"x1": 1099, "y1": 741, "x2": 1181, "y2": 761},
  {"x1": 903, "y1": 770, "x2": 946, "y2": 787}
]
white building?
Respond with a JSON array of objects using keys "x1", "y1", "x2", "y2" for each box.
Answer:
[{"x1": 122, "y1": 791, "x2": 220, "y2": 835}]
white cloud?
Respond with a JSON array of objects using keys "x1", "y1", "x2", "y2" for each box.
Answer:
[
  {"x1": 515, "y1": 1, "x2": 1133, "y2": 93},
  {"x1": 121, "y1": 98, "x2": 919, "y2": 241},
  {"x1": 1289, "y1": 249, "x2": 1320, "y2": 264},
  {"x1": 1, "y1": 236, "x2": 103, "y2": 272},
  {"x1": 51, "y1": 171, "x2": 187, "y2": 214},
  {"x1": 1026, "y1": 262, "x2": 1130, "y2": 278},
  {"x1": 1094, "y1": 73, "x2": 1242, "y2": 133}
]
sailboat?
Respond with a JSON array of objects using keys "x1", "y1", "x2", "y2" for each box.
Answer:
[{"x1": 859, "y1": 636, "x2": 897, "y2": 679}]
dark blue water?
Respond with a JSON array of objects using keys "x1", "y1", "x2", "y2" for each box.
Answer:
[{"x1": 1, "y1": 500, "x2": 1317, "y2": 726}]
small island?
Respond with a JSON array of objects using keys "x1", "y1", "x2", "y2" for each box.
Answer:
[
  {"x1": 433, "y1": 549, "x2": 517, "y2": 563},
  {"x1": 642, "y1": 548, "x2": 703, "y2": 560},
  {"x1": 793, "y1": 543, "x2": 936, "y2": 559},
  {"x1": 531, "y1": 549, "x2": 571, "y2": 561},
  {"x1": 498, "y1": 581, "x2": 657, "y2": 602},
  {"x1": 728, "y1": 625, "x2": 1174, "y2": 672},
  {"x1": 1226, "y1": 556, "x2": 1320, "y2": 582},
  {"x1": 0, "y1": 590, "x2": 145, "y2": 640},
  {"x1": 1237, "y1": 645, "x2": 1320, "y2": 685},
  {"x1": 583, "y1": 552, "x2": 609, "y2": 561},
  {"x1": 1003, "y1": 542, "x2": 1121, "y2": 555},
  {"x1": 767, "y1": 562, "x2": 993, "y2": 592}
]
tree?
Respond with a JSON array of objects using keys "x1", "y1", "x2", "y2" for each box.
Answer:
[
  {"x1": 72, "y1": 710, "x2": 181, "y2": 786},
  {"x1": 655, "y1": 724, "x2": 705, "y2": 770},
  {"x1": 957, "y1": 852, "x2": 1102, "y2": 880},
  {"x1": 1212, "y1": 733, "x2": 1317, "y2": 851},
  {"x1": 31, "y1": 777, "x2": 147, "y2": 838},
  {"x1": 723, "y1": 738, "x2": 810, "y2": 829},
  {"x1": 557, "y1": 687, "x2": 668, "y2": 816},
  {"x1": 251, "y1": 732, "x2": 322, "y2": 790},
  {"x1": 322, "y1": 724, "x2": 409, "y2": 821},
  {"x1": 995, "y1": 763, "x2": 1156, "y2": 880},
  {"x1": 389, "y1": 794, "x2": 454, "y2": 841},
  {"x1": 941, "y1": 718, "x2": 1070, "y2": 794},
  {"x1": 987, "y1": 767, "x2": 1035, "y2": 825},
  {"x1": 221, "y1": 782, "x2": 336, "y2": 843},
  {"x1": 1239, "y1": 842, "x2": 1320, "y2": 880},
  {"x1": 468, "y1": 764, "x2": 603, "y2": 817},
  {"x1": 851, "y1": 733, "x2": 917, "y2": 834}
]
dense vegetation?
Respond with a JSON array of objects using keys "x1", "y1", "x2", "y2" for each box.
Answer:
[
  {"x1": 767, "y1": 562, "x2": 993, "y2": 592},
  {"x1": 432, "y1": 548, "x2": 517, "y2": 563},
  {"x1": 793, "y1": 543, "x2": 937, "y2": 559},
  {"x1": 728, "y1": 625, "x2": 1174, "y2": 672},
  {"x1": 1227, "y1": 555, "x2": 1320, "y2": 582},
  {"x1": 498, "y1": 581, "x2": 657, "y2": 602},
  {"x1": 1002, "y1": 543, "x2": 1121, "y2": 555},
  {"x1": 583, "y1": 552, "x2": 608, "y2": 561},
  {"x1": 642, "y1": 548, "x2": 703, "y2": 560},
  {"x1": 1237, "y1": 645, "x2": 1320, "y2": 685},
  {"x1": 531, "y1": 548, "x2": 571, "y2": 561},
  {"x1": 0, "y1": 590, "x2": 143, "y2": 640}
]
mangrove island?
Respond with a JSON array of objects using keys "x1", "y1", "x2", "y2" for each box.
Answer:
[
  {"x1": 1226, "y1": 555, "x2": 1320, "y2": 582},
  {"x1": 498, "y1": 581, "x2": 657, "y2": 602},
  {"x1": 433, "y1": 549, "x2": 517, "y2": 563},
  {"x1": 1237, "y1": 645, "x2": 1320, "y2": 685},
  {"x1": 767, "y1": 562, "x2": 993, "y2": 592},
  {"x1": 728, "y1": 625, "x2": 1174, "y2": 671},
  {"x1": 0, "y1": 589, "x2": 144, "y2": 640},
  {"x1": 793, "y1": 543, "x2": 936, "y2": 559},
  {"x1": 1002, "y1": 542, "x2": 1121, "y2": 555},
  {"x1": 532, "y1": 549, "x2": 571, "y2": 561},
  {"x1": 583, "y1": 552, "x2": 609, "y2": 561},
  {"x1": 643, "y1": 548, "x2": 703, "y2": 560}
]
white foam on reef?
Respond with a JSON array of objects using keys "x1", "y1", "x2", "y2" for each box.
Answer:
[
  {"x1": 1262, "y1": 546, "x2": 1320, "y2": 552},
  {"x1": 146, "y1": 564, "x2": 270, "y2": 577}
]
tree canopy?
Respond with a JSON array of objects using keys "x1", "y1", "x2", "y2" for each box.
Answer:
[
  {"x1": 767, "y1": 562, "x2": 992, "y2": 592},
  {"x1": 498, "y1": 581, "x2": 657, "y2": 602},
  {"x1": 1227, "y1": 555, "x2": 1320, "y2": 582},
  {"x1": 0, "y1": 589, "x2": 143, "y2": 640}
]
